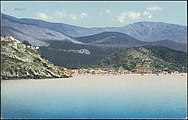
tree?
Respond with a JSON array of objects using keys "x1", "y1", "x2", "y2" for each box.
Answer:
[{"x1": 22, "y1": 40, "x2": 31, "y2": 46}]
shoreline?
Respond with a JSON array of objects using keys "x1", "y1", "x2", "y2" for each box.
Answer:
[
  {"x1": 72, "y1": 73, "x2": 188, "y2": 77},
  {"x1": 1, "y1": 73, "x2": 187, "y2": 81}
]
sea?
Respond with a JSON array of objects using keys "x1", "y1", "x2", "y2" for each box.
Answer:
[{"x1": 1, "y1": 74, "x2": 187, "y2": 119}]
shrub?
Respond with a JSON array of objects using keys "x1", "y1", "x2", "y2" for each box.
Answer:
[{"x1": 22, "y1": 40, "x2": 31, "y2": 46}]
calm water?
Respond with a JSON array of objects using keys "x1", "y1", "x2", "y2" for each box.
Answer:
[{"x1": 1, "y1": 74, "x2": 187, "y2": 119}]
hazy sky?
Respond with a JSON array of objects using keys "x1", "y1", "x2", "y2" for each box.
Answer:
[{"x1": 1, "y1": 1, "x2": 187, "y2": 28}]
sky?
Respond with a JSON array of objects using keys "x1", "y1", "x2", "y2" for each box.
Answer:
[{"x1": 1, "y1": 1, "x2": 187, "y2": 28}]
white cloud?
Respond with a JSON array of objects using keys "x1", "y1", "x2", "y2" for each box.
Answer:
[
  {"x1": 117, "y1": 12, "x2": 126, "y2": 23},
  {"x1": 52, "y1": 11, "x2": 67, "y2": 20},
  {"x1": 53, "y1": 11, "x2": 88, "y2": 21},
  {"x1": 36, "y1": 12, "x2": 53, "y2": 20},
  {"x1": 105, "y1": 9, "x2": 111, "y2": 14},
  {"x1": 143, "y1": 11, "x2": 152, "y2": 19},
  {"x1": 116, "y1": 7, "x2": 161, "y2": 23},
  {"x1": 147, "y1": 6, "x2": 162, "y2": 11},
  {"x1": 70, "y1": 14, "x2": 77, "y2": 20},
  {"x1": 127, "y1": 11, "x2": 141, "y2": 20},
  {"x1": 56, "y1": 11, "x2": 67, "y2": 18},
  {"x1": 80, "y1": 12, "x2": 88, "y2": 19},
  {"x1": 70, "y1": 12, "x2": 88, "y2": 20},
  {"x1": 117, "y1": 11, "x2": 141, "y2": 23}
]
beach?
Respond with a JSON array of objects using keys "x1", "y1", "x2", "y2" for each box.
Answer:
[{"x1": 1, "y1": 73, "x2": 187, "y2": 118}]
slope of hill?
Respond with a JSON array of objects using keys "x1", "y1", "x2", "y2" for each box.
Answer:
[
  {"x1": 1, "y1": 27, "x2": 48, "y2": 46},
  {"x1": 97, "y1": 46, "x2": 187, "y2": 72},
  {"x1": 148, "y1": 39, "x2": 187, "y2": 52},
  {"x1": 121, "y1": 21, "x2": 187, "y2": 44},
  {"x1": 76, "y1": 32, "x2": 186, "y2": 51},
  {"x1": 1, "y1": 13, "x2": 83, "y2": 46},
  {"x1": 76, "y1": 32, "x2": 144, "y2": 44},
  {"x1": 1, "y1": 36, "x2": 72, "y2": 80},
  {"x1": 39, "y1": 41, "x2": 118, "y2": 68},
  {"x1": 20, "y1": 18, "x2": 96, "y2": 38},
  {"x1": 38, "y1": 32, "x2": 186, "y2": 68}
]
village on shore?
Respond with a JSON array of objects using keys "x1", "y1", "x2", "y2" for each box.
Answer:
[{"x1": 71, "y1": 67, "x2": 182, "y2": 76}]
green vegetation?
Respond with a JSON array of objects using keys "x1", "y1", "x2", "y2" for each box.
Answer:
[
  {"x1": 39, "y1": 41, "x2": 118, "y2": 68},
  {"x1": 1, "y1": 39, "x2": 72, "y2": 80},
  {"x1": 96, "y1": 46, "x2": 187, "y2": 72},
  {"x1": 22, "y1": 40, "x2": 31, "y2": 46}
]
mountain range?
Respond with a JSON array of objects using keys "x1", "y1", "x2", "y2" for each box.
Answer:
[
  {"x1": 1, "y1": 13, "x2": 187, "y2": 68},
  {"x1": 1, "y1": 13, "x2": 187, "y2": 44}
]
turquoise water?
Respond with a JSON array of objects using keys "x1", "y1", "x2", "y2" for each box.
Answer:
[{"x1": 1, "y1": 75, "x2": 187, "y2": 118}]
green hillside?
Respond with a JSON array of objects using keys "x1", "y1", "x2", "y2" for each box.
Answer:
[
  {"x1": 1, "y1": 37, "x2": 72, "y2": 80},
  {"x1": 96, "y1": 46, "x2": 187, "y2": 72}
]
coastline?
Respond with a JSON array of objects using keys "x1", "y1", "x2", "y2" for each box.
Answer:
[
  {"x1": 1, "y1": 73, "x2": 187, "y2": 81},
  {"x1": 72, "y1": 73, "x2": 187, "y2": 76}
]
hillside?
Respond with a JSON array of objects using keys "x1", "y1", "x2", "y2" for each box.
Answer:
[
  {"x1": 39, "y1": 31, "x2": 186, "y2": 68},
  {"x1": 97, "y1": 46, "x2": 187, "y2": 72},
  {"x1": 1, "y1": 13, "x2": 83, "y2": 46},
  {"x1": 1, "y1": 36, "x2": 72, "y2": 80},
  {"x1": 148, "y1": 39, "x2": 187, "y2": 52},
  {"x1": 121, "y1": 21, "x2": 187, "y2": 44},
  {"x1": 39, "y1": 41, "x2": 118, "y2": 68},
  {"x1": 76, "y1": 32, "x2": 144, "y2": 45},
  {"x1": 76, "y1": 32, "x2": 186, "y2": 51}
]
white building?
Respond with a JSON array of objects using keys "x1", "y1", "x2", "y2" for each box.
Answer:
[
  {"x1": 9, "y1": 36, "x2": 15, "y2": 41},
  {"x1": 4, "y1": 35, "x2": 21, "y2": 43},
  {"x1": 14, "y1": 39, "x2": 21, "y2": 43}
]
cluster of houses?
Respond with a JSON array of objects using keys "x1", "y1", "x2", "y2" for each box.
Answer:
[
  {"x1": 72, "y1": 66, "x2": 180, "y2": 75},
  {"x1": 1, "y1": 35, "x2": 39, "y2": 50},
  {"x1": 131, "y1": 66, "x2": 179, "y2": 74},
  {"x1": 72, "y1": 67, "x2": 128, "y2": 75}
]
